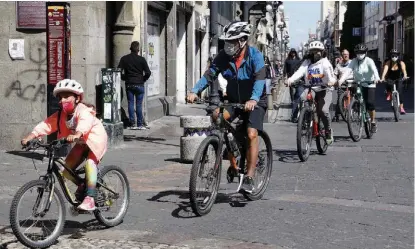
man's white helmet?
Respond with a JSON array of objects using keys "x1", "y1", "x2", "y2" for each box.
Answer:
[
  {"x1": 53, "y1": 79, "x2": 84, "y2": 99},
  {"x1": 219, "y1": 21, "x2": 252, "y2": 40},
  {"x1": 308, "y1": 41, "x2": 325, "y2": 51}
]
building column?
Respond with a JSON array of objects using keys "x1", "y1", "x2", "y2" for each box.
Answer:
[
  {"x1": 209, "y1": 1, "x2": 218, "y2": 56},
  {"x1": 166, "y1": 3, "x2": 177, "y2": 97},
  {"x1": 186, "y1": 12, "x2": 195, "y2": 95},
  {"x1": 201, "y1": 13, "x2": 210, "y2": 74},
  {"x1": 112, "y1": 1, "x2": 136, "y2": 68}
]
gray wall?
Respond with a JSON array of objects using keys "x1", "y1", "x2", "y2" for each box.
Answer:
[{"x1": 0, "y1": 1, "x2": 107, "y2": 150}]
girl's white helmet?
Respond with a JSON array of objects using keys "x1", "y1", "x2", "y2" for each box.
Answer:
[
  {"x1": 219, "y1": 21, "x2": 252, "y2": 40},
  {"x1": 308, "y1": 41, "x2": 325, "y2": 51},
  {"x1": 53, "y1": 79, "x2": 84, "y2": 99}
]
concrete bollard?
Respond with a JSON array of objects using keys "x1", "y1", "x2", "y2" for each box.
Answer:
[
  {"x1": 267, "y1": 94, "x2": 273, "y2": 110},
  {"x1": 180, "y1": 116, "x2": 212, "y2": 162}
]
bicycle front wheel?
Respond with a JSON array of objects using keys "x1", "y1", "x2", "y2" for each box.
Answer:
[
  {"x1": 94, "y1": 165, "x2": 130, "y2": 227},
  {"x1": 392, "y1": 92, "x2": 400, "y2": 122},
  {"x1": 189, "y1": 136, "x2": 222, "y2": 216},
  {"x1": 347, "y1": 98, "x2": 363, "y2": 142},
  {"x1": 338, "y1": 91, "x2": 349, "y2": 122},
  {"x1": 10, "y1": 180, "x2": 66, "y2": 249},
  {"x1": 296, "y1": 106, "x2": 313, "y2": 162}
]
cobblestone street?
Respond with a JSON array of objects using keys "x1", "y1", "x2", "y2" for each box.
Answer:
[{"x1": 0, "y1": 86, "x2": 413, "y2": 249}]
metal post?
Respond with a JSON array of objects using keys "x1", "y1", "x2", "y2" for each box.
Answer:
[{"x1": 207, "y1": 77, "x2": 220, "y2": 114}]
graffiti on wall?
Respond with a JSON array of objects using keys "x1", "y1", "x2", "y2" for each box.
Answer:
[{"x1": 5, "y1": 40, "x2": 47, "y2": 102}]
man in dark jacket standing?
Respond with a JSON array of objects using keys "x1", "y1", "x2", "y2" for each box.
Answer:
[
  {"x1": 284, "y1": 48, "x2": 302, "y2": 122},
  {"x1": 118, "y1": 41, "x2": 151, "y2": 130}
]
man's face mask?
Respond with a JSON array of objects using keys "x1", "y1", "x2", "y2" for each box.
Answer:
[
  {"x1": 356, "y1": 53, "x2": 366, "y2": 60},
  {"x1": 224, "y1": 39, "x2": 246, "y2": 56}
]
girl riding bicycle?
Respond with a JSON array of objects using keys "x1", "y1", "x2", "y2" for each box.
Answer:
[
  {"x1": 21, "y1": 79, "x2": 108, "y2": 211},
  {"x1": 286, "y1": 40, "x2": 337, "y2": 145}
]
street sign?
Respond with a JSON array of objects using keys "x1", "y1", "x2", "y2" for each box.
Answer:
[{"x1": 352, "y1": 28, "x2": 361, "y2": 36}]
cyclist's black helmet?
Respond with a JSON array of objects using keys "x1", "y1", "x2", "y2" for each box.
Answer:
[
  {"x1": 354, "y1": 44, "x2": 368, "y2": 53},
  {"x1": 390, "y1": 48, "x2": 399, "y2": 55}
]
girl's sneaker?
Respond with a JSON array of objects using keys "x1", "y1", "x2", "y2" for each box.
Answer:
[{"x1": 77, "y1": 196, "x2": 96, "y2": 211}]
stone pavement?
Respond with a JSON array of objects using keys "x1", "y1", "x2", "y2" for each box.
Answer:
[{"x1": 0, "y1": 93, "x2": 414, "y2": 248}]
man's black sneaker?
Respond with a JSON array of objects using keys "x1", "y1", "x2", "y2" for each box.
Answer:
[{"x1": 241, "y1": 176, "x2": 255, "y2": 193}]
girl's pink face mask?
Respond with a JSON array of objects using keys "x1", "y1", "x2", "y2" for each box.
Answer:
[
  {"x1": 58, "y1": 93, "x2": 78, "y2": 114},
  {"x1": 60, "y1": 101, "x2": 75, "y2": 113}
]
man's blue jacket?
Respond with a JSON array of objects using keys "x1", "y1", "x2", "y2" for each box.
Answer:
[{"x1": 191, "y1": 46, "x2": 267, "y2": 107}]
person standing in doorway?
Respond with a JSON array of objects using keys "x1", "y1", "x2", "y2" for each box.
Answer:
[{"x1": 118, "y1": 41, "x2": 151, "y2": 130}]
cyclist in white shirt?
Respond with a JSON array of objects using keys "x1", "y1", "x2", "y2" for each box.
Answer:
[
  {"x1": 286, "y1": 40, "x2": 336, "y2": 145},
  {"x1": 338, "y1": 44, "x2": 380, "y2": 133}
]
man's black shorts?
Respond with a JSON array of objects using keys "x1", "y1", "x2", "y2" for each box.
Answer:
[{"x1": 224, "y1": 105, "x2": 266, "y2": 131}]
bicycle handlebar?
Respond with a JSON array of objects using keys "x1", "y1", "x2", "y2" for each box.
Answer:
[
  {"x1": 22, "y1": 138, "x2": 72, "y2": 151},
  {"x1": 186, "y1": 98, "x2": 258, "y2": 110}
]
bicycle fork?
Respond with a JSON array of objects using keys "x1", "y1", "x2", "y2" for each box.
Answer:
[
  {"x1": 33, "y1": 176, "x2": 55, "y2": 217},
  {"x1": 391, "y1": 84, "x2": 400, "y2": 107}
]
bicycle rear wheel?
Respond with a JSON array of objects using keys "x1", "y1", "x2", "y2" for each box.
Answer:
[
  {"x1": 364, "y1": 112, "x2": 374, "y2": 139},
  {"x1": 10, "y1": 180, "x2": 66, "y2": 249},
  {"x1": 347, "y1": 98, "x2": 363, "y2": 142},
  {"x1": 296, "y1": 106, "x2": 313, "y2": 162},
  {"x1": 392, "y1": 92, "x2": 400, "y2": 122},
  {"x1": 316, "y1": 118, "x2": 328, "y2": 154},
  {"x1": 243, "y1": 130, "x2": 273, "y2": 201},
  {"x1": 189, "y1": 136, "x2": 222, "y2": 216}
]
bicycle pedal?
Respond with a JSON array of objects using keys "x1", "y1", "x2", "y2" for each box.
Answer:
[{"x1": 69, "y1": 206, "x2": 79, "y2": 216}]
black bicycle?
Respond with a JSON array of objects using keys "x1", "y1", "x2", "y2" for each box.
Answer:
[
  {"x1": 10, "y1": 138, "x2": 130, "y2": 248},
  {"x1": 189, "y1": 102, "x2": 273, "y2": 216}
]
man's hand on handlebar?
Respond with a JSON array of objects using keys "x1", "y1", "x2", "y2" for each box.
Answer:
[
  {"x1": 328, "y1": 81, "x2": 336, "y2": 87},
  {"x1": 244, "y1": 100, "x2": 257, "y2": 112},
  {"x1": 285, "y1": 78, "x2": 293, "y2": 87},
  {"x1": 186, "y1": 93, "x2": 198, "y2": 103}
]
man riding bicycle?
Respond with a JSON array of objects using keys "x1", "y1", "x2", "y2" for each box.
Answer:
[
  {"x1": 286, "y1": 40, "x2": 336, "y2": 145},
  {"x1": 338, "y1": 44, "x2": 380, "y2": 133},
  {"x1": 381, "y1": 49, "x2": 409, "y2": 114},
  {"x1": 186, "y1": 21, "x2": 267, "y2": 193},
  {"x1": 333, "y1": 49, "x2": 353, "y2": 122}
]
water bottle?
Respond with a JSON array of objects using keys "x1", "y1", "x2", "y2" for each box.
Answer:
[{"x1": 227, "y1": 133, "x2": 240, "y2": 158}]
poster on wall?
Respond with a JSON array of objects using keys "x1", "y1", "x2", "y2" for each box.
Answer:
[
  {"x1": 147, "y1": 12, "x2": 160, "y2": 97},
  {"x1": 8, "y1": 39, "x2": 25, "y2": 60},
  {"x1": 16, "y1": 1, "x2": 46, "y2": 29},
  {"x1": 47, "y1": 5, "x2": 65, "y2": 85}
]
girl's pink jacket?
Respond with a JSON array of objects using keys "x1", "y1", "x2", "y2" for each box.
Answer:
[{"x1": 31, "y1": 103, "x2": 108, "y2": 161}]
